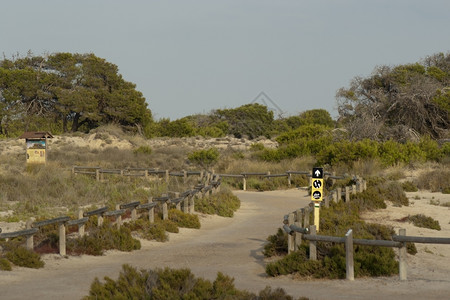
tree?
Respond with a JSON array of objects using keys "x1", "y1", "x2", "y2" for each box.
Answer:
[
  {"x1": 213, "y1": 103, "x2": 274, "y2": 139},
  {"x1": 336, "y1": 52, "x2": 450, "y2": 141},
  {"x1": 0, "y1": 52, "x2": 152, "y2": 136}
]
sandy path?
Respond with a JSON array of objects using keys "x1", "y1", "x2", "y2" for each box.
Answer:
[{"x1": 0, "y1": 189, "x2": 449, "y2": 300}]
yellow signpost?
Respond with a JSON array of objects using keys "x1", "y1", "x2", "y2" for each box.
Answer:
[{"x1": 311, "y1": 167, "x2": 323, "y2": 232}]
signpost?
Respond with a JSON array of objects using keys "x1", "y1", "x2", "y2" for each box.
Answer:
[{"x1": 311, "y1": 167, "x2": 323, "y2": 231}]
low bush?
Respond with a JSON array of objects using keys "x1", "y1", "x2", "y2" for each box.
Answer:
[
  {"x1": 402, "y1": 181, "x2": 418, "y2": 192},
  {"x1": 5, "y1": 246, "x2": 45, "y2": 269},
  {"x1": 187, "y1": 148, "x2": 220, "y2": 167},
  {"x1": 67, "y1": 225, "x2": 141, "y2": 256},
  {"x1": 0, "y1": 257, "x2": 12, "y2": 271},
  {"x1": 158, "y1": 219, "x2": 179, "y2": 233},
  {"x1": 408, "y1": 214, "x2": 441, "y2": 231},
  {"x1": 83, "y1": 264, "x2": 307, "y2": 300},
  {"x1": 407, "y1": 242, "x2": 418, "y2": 255},
  {"x1": 365, "y1": 177, "x2": 409, "y2": 207},
  {"x1": 263, "y1": 228, "x2": 288, "y2": 257},
  {"x1": 415, "y1": 168, "x2": 450, "y2": 192},
  {"x1": 133, "y1": 145, "x2": 152, "y2": 155},
  {"x1": 195, "y1": 189, "x2": 240, "y2": 217},
  {"x1": 168, "y1": 209, "x2": 201, "y2": 229},
  {"x1": 125, "y1": 219, "x2": 169, "y2": 242}
]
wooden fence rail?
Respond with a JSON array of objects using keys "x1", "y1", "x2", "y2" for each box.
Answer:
[
  {"x1": 72, "y1": 166, "x2": 206, "y2": 183},
  {"x1": 73, "y1": 167, "x2": 350, "y2": 191},
  {"x1": 0, "y1": 178, "x2": 221, "y2": 257},
  {"x1": 282, "y1": 177, "x2": 450, "y2": 281},
  {"x1": 285, "y1": 224, "x2": 450, "y2": 281}
]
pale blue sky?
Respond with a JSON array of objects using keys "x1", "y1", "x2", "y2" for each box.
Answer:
[{"x1": 1, "y1": 1, "x2": 449, "y2": 120}]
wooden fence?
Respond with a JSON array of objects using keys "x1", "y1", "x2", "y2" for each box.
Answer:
[
  {"x1": 72, "y1": 166, "x2": 206, "y2": 184},
  {"x1": 282, "y1": 179, "x2": 450, "y2": 281},
  {"x1": 0, "y1": 178, "x2": 221, "y2": 256}
]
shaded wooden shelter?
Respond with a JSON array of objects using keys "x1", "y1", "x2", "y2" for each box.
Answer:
[{"x1": 19, "y1": 131, "x2": 53, "y2": 164}]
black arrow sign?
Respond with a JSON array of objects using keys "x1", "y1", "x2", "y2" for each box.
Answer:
[{"x1": 312, "y1": 167, "x2": 323, "y2": 179}]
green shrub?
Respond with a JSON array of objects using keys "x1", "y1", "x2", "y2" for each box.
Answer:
[
  {"x1": 84, "y1": 264, "x2": 304, "y2": 300},
  {"x1": 245, "y1": 177, "x2": 288, "y2": 191},
  {"x1": 266, "y1": 242, "x2": 398, "y2": 279},
  {"x1": 188, "y1": 148, "x2": 219, "y2": 166},
  {"x1": 415, "y1": 168, "x2": 450, "y2": 192},
  {"x1": 350, "y1": 187, "x2": 387, "y2": 211},
  {"x1": 365, "y1": 178, "x2": 409, "y2": 207},
  {"x1": 263, "y1": 228, "x2": 288, "y2": 257},
  {"x1": 266, "y1": 245, "x2": 326, "y2": 278},
  {"x1": 250, "y1": 143, "x2": 265, "y2": 151},
  {"x1": 383, "y1": 182, "x2": 409, "y2": 206},
  {"x1": 407, "y1": 242, "x2": 418, "y2": 255},
  {"x1": 168, "y1": 209, "x2": 201, "y2": 229},
  {"x1": 402, "y1": 181, "x2": 418, "y2": 192},
  {"x1": 133, "y1": 145, "x2": 152, "y2": 155},
  {"x1": 0, "y1": 257, "x2": 12, "y2": 271},
  {"x1": 125, "y1": 219, "x2": 169, "y2": 242},
  {"x1": 6, "y1": 246, "x2": 45, "y2": 269},
  {"x1": 158, "y1": 219, "x2": 179, "y2": 233},
  {"x1": 408, "y1": 214, "x2": 441, "y2": 231},
  {"x1": 67, "y1": 226, "x2": 141, "y2": 256},
  {"x1": 195, "y1": 189, "x2": 240, "y2": 217}
]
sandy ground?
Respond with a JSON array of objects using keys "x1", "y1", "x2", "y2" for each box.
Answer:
[{"x1": 0, "y1": 189, "x2": 449, "y2": 300}]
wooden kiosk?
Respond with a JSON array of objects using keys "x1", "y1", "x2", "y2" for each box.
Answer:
[{"x1": 19, "y1": 131, "x2": 53, "y2": 164}]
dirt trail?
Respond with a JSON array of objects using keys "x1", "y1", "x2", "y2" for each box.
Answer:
[{"x1": 0, "y1": 189, "x2": 449, "y2": 300}]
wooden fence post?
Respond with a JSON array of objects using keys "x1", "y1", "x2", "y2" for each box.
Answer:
[
  {"x1": 183, "y1": 194, "x2": 189, "y2": 213},
  {"x1": 131, "y1": 205, "x2": 137, "y2": 221},
  {"x1": 189, "y1": 194, "x2": 195, "y2": 213},
  {"x1": 165, "y1": 170, "x2": 169, "y2": 183},
  {"x1": 59, "y1": 222, "x2": 66, "y2": 256},
  {"x1": 183, "y1": 170, "x2": 187, "y2": 184},
  {"x1": 174, "y1": 192, "x2": 181, "y2": 210},
  {"x1": 148, "y1": 197, "x2": 155, "y2": 223},
  {"x1": 115, "y1": 204, "x2": 122, "y2": 229},
  {"x1": 26, "y1": 220, "x2": 34, "y2": 250},
  {"x1": 309, "y1": 225, "x2": 317, "y2": 260},
  {"x1": 294, "y1": 209, "x2": 303, "y2": 251},
  {"x1": 345, "y1": 229, "x2": 354, "y2": 281},
  {"x1": 243, "y1": 176, "x2": 247, "y2": 191},
  {"x1": 288, "y1": 213, "x2": 295, "y2": 254},
  {"x1": 162, "y1": 198, "x2": 168, "y2": 220},
  {"x1": 337, "y1": 188, "x2": 342, "y2": 202},
  {"x1": 345, "y1": 186, "x2": 350, "y2": 202},
  {"x1": 78, "y1": 209, "x2": 85, "y2": 237},
  {"x1": 98, "y1": 212, "x2": 104, "y2": 227},
  {"x1": 399, "y1": 228, "x2": 407, "y2": 280},
  {"x1": 95, "y1": 169, "x2": 100, "y2": 181},
  {"x1": 352, "y1": 184, "x2": 357, "y2": 195},
  {"x1": 287, "y1": 172, "x2": 292, "y2": 186}
]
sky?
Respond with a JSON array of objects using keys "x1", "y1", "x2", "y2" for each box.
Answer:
[{"x1": 1, "y1": 0, "x2": 449, "y2": 120}]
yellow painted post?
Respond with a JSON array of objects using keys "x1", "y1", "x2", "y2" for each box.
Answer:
[{"x1": 314, "y1": 202, "x2": 320, "y2": 232}]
